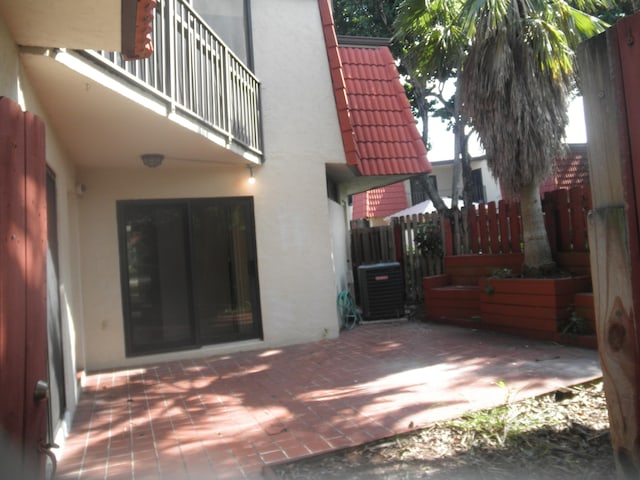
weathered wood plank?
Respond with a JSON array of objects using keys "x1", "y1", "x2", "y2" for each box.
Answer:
[
  {"x1": 570, "y1": 186, "x2": 587, "y2": 251},
  {"x1": 469, "y1": 204, "x2": 479, "y2": 253},
  {"x1": 0, "y1": 97, "x2": 27, "y2": 457},
  {"x1": 579, "y1": 18, "x2": 640, "y2": 477},
  {"x1": 488, "y1": 202, "x2": 499, "y2": 253},
  {"x1": 478, "y1": 203, "x2": 489, "y2": 253},
  {"x1": 557, "y1": 189, "x2": 572, "y2": 251},
  {"x1": 22, "y1": 109, "x2": 48, "y2": 476},
  {"x1": 498, "y1": 200, "x2": 509, "y2": 254},
  {"x1": 589, "y1": 207, "x2": 639, "y2": 476}
]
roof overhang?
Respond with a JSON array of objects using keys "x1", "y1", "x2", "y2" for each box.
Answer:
[
  {"x1": 326, "y1": 163, "x2": 418, "y2": 197},
  {"x1": 317, "y1": 0, "x2": 431, "y2": 182},
  {"x1": 0, "y1": 0, "x2": 155, "y2": 59}
]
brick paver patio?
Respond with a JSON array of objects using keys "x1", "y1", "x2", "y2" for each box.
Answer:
[{"x1": 55, "y1": 322, "x2": 601, "y2": 479}]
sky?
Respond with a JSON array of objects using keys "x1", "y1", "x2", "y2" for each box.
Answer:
[{"x1": 426, "y1": 96, "x2": 588, "y2": 163}]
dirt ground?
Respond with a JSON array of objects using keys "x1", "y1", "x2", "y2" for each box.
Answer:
[{"x1": 268, "y1": 380, "x2": 614, "y2": 479}]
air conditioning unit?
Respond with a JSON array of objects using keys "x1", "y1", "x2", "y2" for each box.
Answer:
[{"x1": 357, "y1": 262, "x2": 404, "y2": 321}]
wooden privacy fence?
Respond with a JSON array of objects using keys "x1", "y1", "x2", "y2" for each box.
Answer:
[
  {"x1": 350, "y1": 185, "x2": 592, "y2": 303},
  {"x1": 465, "y1": 201, "x2": 522, "y2": 254},
  {"x1": 351, "y1": 213, "x2": 445, "y2": 303},
  {"x1": 458, "y1": 185, "x2": 591, "y2": 256},
  {"x1": 393, "y1": 212, "x2": 445, "y2": 302},
  {"x1": 542, "y1": 186, "x2": 592, "y2": 254}
]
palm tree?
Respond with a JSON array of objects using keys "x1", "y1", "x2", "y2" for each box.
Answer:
[{"x1": 458, "y1": 0, "x2": 609, "y2": 272}]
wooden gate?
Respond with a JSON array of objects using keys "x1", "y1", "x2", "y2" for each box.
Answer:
[
  {"x1": 351, "y1": 215, "x2": 445, "y2": 304},
  {"x1": 0, "y1": 97, "x2": 49, "y2": 478}
]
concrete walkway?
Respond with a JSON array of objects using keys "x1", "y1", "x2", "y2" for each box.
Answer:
[{"x1": 55, "y1": 322, "x2": 601, "y2": 479}]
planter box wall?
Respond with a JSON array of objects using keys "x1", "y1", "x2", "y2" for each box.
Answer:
[
  {"x1": 573, "y1": 292, "x2": 596, "y2": 333},
  {"x1": 444, "y1": 254, "x2": 524, "y2": 285},
  {"x1": 422, "y1": 251, "x2": 597, "y2": 348},
  {"x1": 478, "y1": 276, "x2": 592, "y2": 334},
  {"x1": 424, "y1": 254, "x2": 525, "y2": 322}
]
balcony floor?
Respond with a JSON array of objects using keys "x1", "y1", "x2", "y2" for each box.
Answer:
[{"x1": 55, "y1": 322, "x2": 600, "y2": 479}]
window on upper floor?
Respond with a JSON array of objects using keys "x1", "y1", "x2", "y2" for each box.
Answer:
[{"x1": 191, "y1": 0, "x2": 253, "y2": 67}]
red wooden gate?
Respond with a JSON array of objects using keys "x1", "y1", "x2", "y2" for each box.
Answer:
[{"x1": 0, "y1": 97, "x2": 48, "y2": 477}]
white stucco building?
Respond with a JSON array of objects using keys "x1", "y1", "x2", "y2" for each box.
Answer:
[{"x1": 0, "y1": 0, "x2": 430, "y2": 469}]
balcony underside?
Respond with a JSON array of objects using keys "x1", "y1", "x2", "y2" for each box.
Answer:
[
  {"x1": 20, "y1": 49, "x2": 258, "y2": 169},
  {"x1": 1, "y1": 0, "x2": 122, "y2": 51}
]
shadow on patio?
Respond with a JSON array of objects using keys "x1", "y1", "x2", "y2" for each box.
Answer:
[{"x1": 55, "y1": 321, "x2": 601, "y2": 480}]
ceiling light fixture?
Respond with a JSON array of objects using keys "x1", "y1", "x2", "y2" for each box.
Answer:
[
  {"x1": 141, "y1": 153, "x2": 164, "y2": 168},
  {"x1": 247, "y1": 164, "x2": 256, "y2": 184}
]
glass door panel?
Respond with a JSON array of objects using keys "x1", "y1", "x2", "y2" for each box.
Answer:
[
  {"x1": 191, "y1": 199, "x2": 260, "y2": 343},
  {"x1": 121, "y1": 203, "x2": 193, "y2": 354},
  {"x1": 118, "y1": 197, "x2": 261, "y2": 355}
]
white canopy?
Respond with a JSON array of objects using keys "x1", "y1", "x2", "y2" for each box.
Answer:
[{"x1": 386, "y1": 197, "x2": 465, "y2": 218}]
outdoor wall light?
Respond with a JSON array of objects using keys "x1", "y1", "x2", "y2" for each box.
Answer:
[
  {"x1": 247, "y1": 164, "x2": 256, "y2": 184},
  {"x1": 141, "y1": 153, "x2": 164, "y2": 168}
]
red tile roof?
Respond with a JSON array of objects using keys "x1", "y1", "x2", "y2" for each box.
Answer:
[
  {"x1": 539, "y1": 145, "x2": 590, "y2": 195},
  {"x1": 352, "y1": 182, "x2": 409, "y2": 219},
  {"x1": 122, "y1": 0, "x2": 157, "y2": 60},
  {"x1": 317, "y1": 0, "x2": 431, "y2": 177}
]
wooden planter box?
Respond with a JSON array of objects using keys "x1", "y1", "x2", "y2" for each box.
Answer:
[
  {"x1": 478, "y1": 276, "x2": 592, "y2": 337},
  {"x1": 444, "y1": 253, "x2": 524, "y2": 285}
]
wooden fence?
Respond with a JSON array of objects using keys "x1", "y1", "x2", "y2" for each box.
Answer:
[
  {"x1": 351, "y1": 213, "x2": 444, "y2": 303},
  {"x1": 456, "y1": 185, "x2": 591, "y2": 255},
  {"x1": 350, "y1": 185, "x2": 592, "y2": 303}
]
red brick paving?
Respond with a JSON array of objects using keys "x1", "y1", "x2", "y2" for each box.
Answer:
[{"x1": 55, "y1": 322, "x2": 600, "y2": 479}]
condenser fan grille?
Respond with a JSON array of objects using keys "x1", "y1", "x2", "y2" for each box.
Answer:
[{"x1": 357, "y1": 262, "x2": 404, "y2": 321}]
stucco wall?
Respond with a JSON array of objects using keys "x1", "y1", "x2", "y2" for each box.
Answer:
[
  {"x1": 78, "y1": 166, "x2": 341, "y2": 369},
  {"x1": 77, "y1": 0, "x2": 348, "y2": 371},
  {"x1": 251, "y1": 1, "x2": 346, "y2": 342},
  {"x1": 431, "y1": 159, "x2": 501, "y2": 203},
  {"x1": 473, "y1": 159, "x2": 501, "y2": 202},
  {"x1": 0, "y1": 19, "x2": 19, "y2": 101}
]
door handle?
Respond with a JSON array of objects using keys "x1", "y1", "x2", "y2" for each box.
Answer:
[{"x1": 33, "y1": 380, "x2": 49, "y2": 401}]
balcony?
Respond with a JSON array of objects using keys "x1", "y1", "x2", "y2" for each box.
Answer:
[{"x1": 15, "y1": 0, "x2": 262, "y2": 168}]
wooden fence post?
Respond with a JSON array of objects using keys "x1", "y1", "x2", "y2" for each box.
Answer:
[{"x1": 579, "y1": 14, "x2": 640, "y2": 477}]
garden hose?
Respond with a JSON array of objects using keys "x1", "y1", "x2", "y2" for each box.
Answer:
[{"x1": 337, "y1": 290, "x2": 361, "y2": 330}]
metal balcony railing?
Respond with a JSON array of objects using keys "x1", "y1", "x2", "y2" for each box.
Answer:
[{"x1": 78, "y1": 0, "x2": 262, "y2": 158}]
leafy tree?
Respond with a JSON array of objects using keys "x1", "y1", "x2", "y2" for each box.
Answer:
[
  {"x1": 334, "y1": 1, "x2": 629, "y2": 264},
  {"x1": 394, "y1": 0, "x2": 474, "y2": 249},
  {"x1": 333, "y1": 0, "x2": 470, "y2": 218},
  {"x1": 333, "y1": 0, "x2": 401, "y2": 37}
]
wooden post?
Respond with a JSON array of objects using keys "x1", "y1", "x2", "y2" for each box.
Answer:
[
  {"x1": 589, "y1": 208, "x2": 638, "y2": 474},
  {"x1": 578, "y1": 13, "x2": 640, "y2": 477}
]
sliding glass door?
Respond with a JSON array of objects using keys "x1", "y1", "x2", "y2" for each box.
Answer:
[{"x1": 117, "y1": 197, "x2": 261, "y2": 355}]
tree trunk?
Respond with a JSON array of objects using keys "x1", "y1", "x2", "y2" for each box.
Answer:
[
  {"x1": 519, "y1": 182, "x2": 554, "y2": 271},
  {"x1": 408, "y1": 76, "x2": 450, "y2": 213},
  {"x1": 416, "y1": 174, "x2": 449, "y2": 212},
  {"x1": 451, "y1": 93, "x2": 463, "y2": 204},
  {"x1": 460, "y1": 141, "x2": 473, "y2": 254}
]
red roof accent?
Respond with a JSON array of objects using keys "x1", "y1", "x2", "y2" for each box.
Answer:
[
  {"x1": 123, "y1": 0, "x2": 157, "y2": 61},
  {"x1": 317, "y1": 0, "x2": 431, "y2": 177},
  {"x1": 540, "y1": 145, "x2": 590, "y2": 195},
  {"x1": 352, "y1": 182, "x2": 409, "y2": 219}
]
